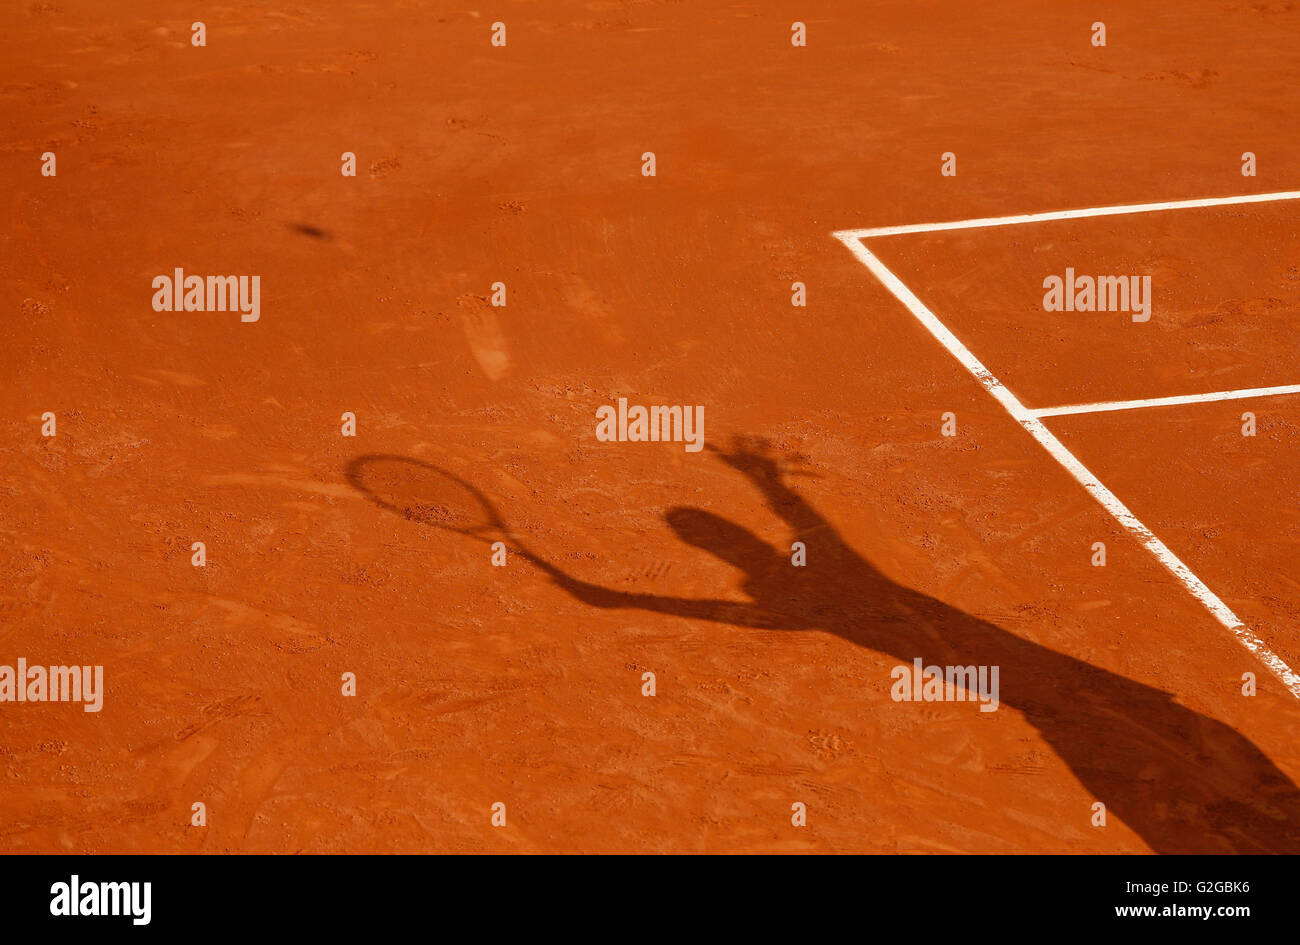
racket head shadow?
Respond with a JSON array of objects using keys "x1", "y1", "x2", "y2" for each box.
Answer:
[{"x1": 345, "y1": 454, "x2": 506, "y2": 542}]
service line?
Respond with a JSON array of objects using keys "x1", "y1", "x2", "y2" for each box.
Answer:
[{"x1": 1030, "y1": 383, "x2": 1300, "y2": 418}]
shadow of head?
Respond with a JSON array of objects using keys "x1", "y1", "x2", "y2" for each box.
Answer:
[{"x1": 665, "y1": 506, "x2": 783, "y2": 572}]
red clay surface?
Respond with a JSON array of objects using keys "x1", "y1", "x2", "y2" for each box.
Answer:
[
  {"x1": 3, "y1": 0, "x2": 1300, "y2": 853},
  {"x1": 870, "y1": 200, "x2": 1300, "y2": 407},
  {"x1": 1054, "y1": 395, "x2": 1300, "y2": 680}
]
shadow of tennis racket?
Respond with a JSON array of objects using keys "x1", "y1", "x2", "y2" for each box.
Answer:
[{"x1": 345, "y1": 453, "x2": 544, "y2": 561}]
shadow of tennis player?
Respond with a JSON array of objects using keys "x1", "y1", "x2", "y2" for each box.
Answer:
[{"x1": 347, "y1": 440, "x2": 1300, "y2": 852}]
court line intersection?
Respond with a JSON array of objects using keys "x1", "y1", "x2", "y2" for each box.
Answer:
[{"x1": 834, "y1": 190, "x2": 1300, "y2": 698}]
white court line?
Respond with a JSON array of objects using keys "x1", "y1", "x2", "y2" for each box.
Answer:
[
  {"x1": 834, "y1": 189, "x2": 1300, "y2": 240},
  {"x1": 1030, "y1": 383, "x2": 1300, "y2": 418},
  {"x1": 834, "y1": 191, "x2": 1300, "y2": 698}
]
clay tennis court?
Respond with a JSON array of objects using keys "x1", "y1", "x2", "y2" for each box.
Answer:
[{"x1": 4, "y1": 0, "x2": 1300, "y2": 854}]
